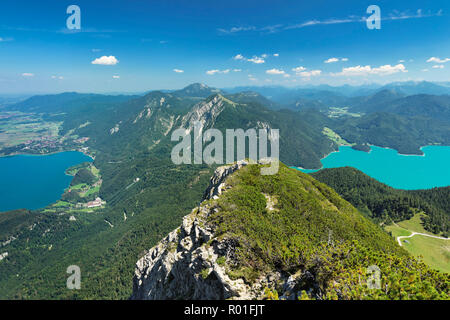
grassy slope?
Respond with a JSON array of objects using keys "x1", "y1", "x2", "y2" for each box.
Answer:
[
  {"x1": 403, "y1": 236, "x2": 449, "y2": 273},
  {"x1": 212, "y1": 163, "x2": 404, "y2": 258},
  {"x1": 397, "y1": 213, "x2": 433, "y2": 234},
  {"x1": 385, "y1": 213, "x2": 450, "y2": 273}
]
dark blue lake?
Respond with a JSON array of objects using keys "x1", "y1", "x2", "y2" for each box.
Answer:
[
  {"x1": 0, "y1": 151, "x2": 92, "y2": 212},
  {"x1": 294, "y1": 145, "x2": 450, "y2": 190}
]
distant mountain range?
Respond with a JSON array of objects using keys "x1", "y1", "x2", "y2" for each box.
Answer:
[
  {"x1": 0, "y1": 94, "x2": 32, "y2": 107},
  {"x1": 220, "y1": 81, "x2": 450, "y2": 119},
  {"x1": 224, "y1": 81, "x2": 450, "y2": 101},
  {"x1": 5, "y1": 82, "x2": 450, "y2": 159},
  {"x1": 172, "y1": 82, "x2": 223, "y2": 98}
]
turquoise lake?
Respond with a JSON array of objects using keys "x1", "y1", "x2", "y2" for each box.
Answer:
[
  {"x1": 294, "y1": 145, "x2": 450, "y2": 190},
  {"x1": 0, "y1": 151, "x2": 92, "y2": 212}
]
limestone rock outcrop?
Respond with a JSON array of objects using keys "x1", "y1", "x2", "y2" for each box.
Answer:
[{"x1": 131, "y1": 161, "x2": 314, "y2": 300}]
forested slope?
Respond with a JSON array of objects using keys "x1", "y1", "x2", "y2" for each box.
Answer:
[{"x1": 311, "y1": 167, "x2": 449, "y2": 236}]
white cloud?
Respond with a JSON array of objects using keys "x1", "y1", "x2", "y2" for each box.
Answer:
[
  {"x1": 398, "y1": 59, "x2": 406, "y2": 63},
  {"x1": 324, "y1": 57, "x2": 339, "y2": 63},
  {"x1": 206, "y1": 69, "x2": 230, "y2": 75},
  {"x1": 292, "y1": 66, "x2": 306, "y2": 73},
  {"x1": 432, "y1": 65, "x2": 444, "y2": 69},
  {"x1": 427, "y1": 57, "x2": 450, "y2": 63},
  {"x1": 325, "y1": 57, "x2": 348, "y2": 63},
  {"x1": 371, "y1": 64, "x2": 407, "y2": 75},
  {"x1": 112, "y1": 75, "x2": 120, "y2": 79},
  {"x1": 206, "y1": 69, "x2": 220, "y2": 75},
  {"x1": 273, "y1": 53, "x2": 279, "y2": 57},
  {"x1": 337, "y1": 65, "x2": 372, "y2": 76},
  {"x1": 286, "y1": 18, "x2": 361, "y2": 30},
  {"x1": 233, "y1": 54, "x2": 266, "y2": 64},
  {"x1": 218, "y1": 26, "x2": 256, "y2": 33},
  {"x1": 292, "y1": 66, "x2": 321, "y2": 77},
  {"x1": 265, "y1": 68, "x2": 290, "y2": 77},
  {"x1": 287, "y1": 9, "x2": 441, "y2": 30},
  {"x1": 333, "y1": 64, "x2": 407, "y2": 76},
  {"x1": 22, "y1": 73, "x2": 34, "y2": 77},
  {"x1": 92, "y1": 48, "x2": 102, "y2": 52},
  {"x1": 233, "y1": 69, "x2": 242, "y2": 72},
  {"x1": 247, "y1": 56, "x2": 265, "y2": 64},
  {"x1": 266, "y1": 68, "x2": 286, "y2": 75},
  {"x1": 299, "y1": 70, "x2": 322, "y2": 77},
  {"x1": 173, "y1": 69, "x2": 184, "y2": 73},
  {"x1": 219, "y1": 9, "x2": 442, "y2": 35},
  {"x1": 51, "y1": 75, "x2": 64, "y2": 80},
  {"x1": 422, "y1": 69, "x2": 429, "y2": 72},
  {"x1": 91, "y1": 55, "x2": 119, "y2": 65}
]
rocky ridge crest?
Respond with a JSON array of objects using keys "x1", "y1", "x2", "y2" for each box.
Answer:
[{"x1": 131, "y1": 160, "x2": 319, "y2": 300}]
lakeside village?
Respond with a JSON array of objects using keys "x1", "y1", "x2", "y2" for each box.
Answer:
[
  {"x1": 0, "y1": 133, "x2": 93, "y2": 158},
  {"x1": 21, "y1": 136, "x2": 90, "y2": 156},
  {"x1": 1, "y1": 138, "x2": 107, "y2": 217},
  {"x1": 43, "y1": 162, "x2": 107, "y2": 215},
  {"x1": 0, "y1": 113, "x2": 104, "y2": 214},
  {"x1": 0, "y1": 111, "x2": 95, "y2": 157}
]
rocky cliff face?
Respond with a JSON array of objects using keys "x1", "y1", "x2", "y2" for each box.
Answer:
[
  {"x1": 131, "y1": 160, "x2": 309, "y2": 300},
  {"x1": 131, "y1": 161, "x2": 247, "y2": 299},
  {"x1": 181, "y1": 95, "x2": 228, "y2": 132}
]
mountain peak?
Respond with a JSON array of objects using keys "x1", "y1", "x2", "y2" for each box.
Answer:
[
  {"x1": 184, "y1": 83, "x2": 209, "y2": 89},
  {"x1": 173, "y1": 83, "x2": 223, "y2": 98}
]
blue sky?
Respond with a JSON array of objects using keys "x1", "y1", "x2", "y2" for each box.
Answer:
[{"x1": 0, "y1": 0, "x2": 449, "y2": 93}]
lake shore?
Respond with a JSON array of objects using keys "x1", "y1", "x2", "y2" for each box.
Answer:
[
  {"x1": 292, "y1": 144, "x2": 450, "y2": 190},
  {"x1": 297, "y1": 143, "x2": 443, "y2": 171},
  {"x1": 0, "y1": 147, "x2": 95, "y2": 161},
  {"x1": 0, "y1": 150, "x2": 93, "y2": 212}
]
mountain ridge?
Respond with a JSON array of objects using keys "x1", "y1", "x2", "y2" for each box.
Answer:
[{"x1": 132, "y1": 161, "x2": 449, "y2": 300}]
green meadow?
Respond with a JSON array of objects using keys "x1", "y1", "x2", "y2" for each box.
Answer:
[{"x1": 385, "y1": 213, "x2": 449, "y2": 273}]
